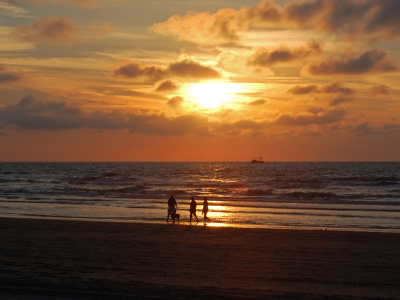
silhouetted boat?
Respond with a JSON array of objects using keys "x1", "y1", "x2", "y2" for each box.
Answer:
[{"x1": 251, "y1": 156, "x2": 264, "y2": 163}]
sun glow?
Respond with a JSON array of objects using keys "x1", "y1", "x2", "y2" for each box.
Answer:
[{"x1": 188, "y1": 82, "x2": 241, "y2": 108}]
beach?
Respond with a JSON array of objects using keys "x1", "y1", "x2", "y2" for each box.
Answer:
[{"x1": 0, "y1": 218, "x2": 399, "y2": 299}]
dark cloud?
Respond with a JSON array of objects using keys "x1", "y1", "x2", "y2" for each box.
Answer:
[
  {"x1": 1, "y1": 95, "x2": 350, "y2": 136},
  {"x1": 248, "y1": 99, "x2": 266, "y2": 106},
  {"x1": 245, "y1": 0, "x2": 282, "y2": 24},
  {"x1": 371, "y1": 84, "x2": 390, "y2": 96},
  {"x1": 288, "y1": 84, "x2": 319, "y2": 95},
  {"x1": 350, "y1": 122, "x2": 400, "y2": 135},
  {"x1": 166, "y1": 96, "x2": 184, "y2": 110},
  {"x1": 155, "y1": 80, "x2": 180, "y2": 92},
  {"x1": 306, "y1": 107, "x2": 326, "y2": 115},
  {"x1": 167, "y1": 59, "x2": 220, "y2": 79},
  {"x1": 284, "y1": 0, "x2": 400, "y2": 40},
  {"x1": 0, "y1": 64, "x2": 24, "y2": 84},
  {"x1": 287, "y1": 82, "x2": 355, "y2": 95},
  {"x1": 247, "y1": 39, "x2": 322, "y2": 66},
  {"x1": 153, "y1": 0, "x2": 400, "y2": 45},
  {"x1": 302, "y1": 49, "x2": 398, "y2": 76},
  {"x1": 111, "y1": 58, "x2": 219, "y2": 83},
  {"x1": 274, "y1": 108, "x2": 346, "y2": 126},
  {"x1": 328, "y1": 96, "x2": 354, "y2": 106},
  {"x1": 321, "y1": 82, "x2": 355, "y2": 94},
  {"x1": 111, "y1": 60, "x2": 166, "y2": 82}
]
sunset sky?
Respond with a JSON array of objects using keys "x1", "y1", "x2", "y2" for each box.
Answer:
[{"x1": 1, "y1": 0, "x2": 400, "y2": 161}]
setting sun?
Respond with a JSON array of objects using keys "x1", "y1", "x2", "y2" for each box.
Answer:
[{"x1": 187, "y1": 82, "x2": 241, "y2": 108}]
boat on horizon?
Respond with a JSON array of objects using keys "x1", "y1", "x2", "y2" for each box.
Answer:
[{"x1": 251, "y1": 156, "x2": 264, "y2": 163}]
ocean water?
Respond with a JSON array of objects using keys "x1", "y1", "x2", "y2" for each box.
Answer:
[{"x1": 0, "y1": 162, "x2": 399, "y2": 232}]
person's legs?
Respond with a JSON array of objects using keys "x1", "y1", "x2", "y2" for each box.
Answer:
[{"x1": 167, "y1": 207, "x2": 171, "y2": 222}]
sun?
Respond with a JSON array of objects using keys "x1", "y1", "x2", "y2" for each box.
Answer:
[{"x1": 187, "y1": 82, "x2": 241, "y2": 108}]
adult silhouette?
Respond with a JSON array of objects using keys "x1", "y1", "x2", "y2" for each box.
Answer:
[
  {"x1": 189, "y1": 197, "x2": 199, "y2": 223},
  {"x1": 167, "y1": 195, "x2": 178, "y2": 222}
]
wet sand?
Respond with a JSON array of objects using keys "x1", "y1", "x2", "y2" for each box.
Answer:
[{"x1": 0, "y1": 217, "x2": 399, "y2": 299}]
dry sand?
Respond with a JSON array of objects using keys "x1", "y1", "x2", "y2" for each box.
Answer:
[{"x1": 0, "y1": 217, "x2": 399, "y2": 299}]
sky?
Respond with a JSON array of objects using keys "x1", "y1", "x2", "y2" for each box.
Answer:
[{"x1": 0, "y1": 0, "x2": 400, "y2": 162}]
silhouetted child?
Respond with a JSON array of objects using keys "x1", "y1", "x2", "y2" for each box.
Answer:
[
  {"x1": 202, "y1": 197, "x2": 209, "y2": 220},
  {"x1": 189, "y1": 197, "x2": 199, "y2": 223}
]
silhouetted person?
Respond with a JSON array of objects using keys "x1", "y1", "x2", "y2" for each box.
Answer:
[
  {"x1": 189, "y1": 197, "x2": 198, "y2": 223},
  {"x1": 167, "y1": 195, "x2": 178, "y2": 222},
  {"x1": 202, "y1": 197, "x2": 209, "y2": 220}
]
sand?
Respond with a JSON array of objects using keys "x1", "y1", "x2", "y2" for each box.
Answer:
[{"x1": 0, "y1": 218, "x2": 399, "y2": 300}]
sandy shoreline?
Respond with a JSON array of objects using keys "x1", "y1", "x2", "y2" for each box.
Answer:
[{"x1": 0, "y1": 217, "x2": 399, "y2": 299}]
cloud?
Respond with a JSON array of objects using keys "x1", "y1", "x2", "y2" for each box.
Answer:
[
  {"x1": 150, "y1": 1, "x2": 283, "y2": 45},
  {"x1": 247, "y1": 39, "x2": 322, "y2": 66},
  {"x1": 287, "y1": 82, "x2": 355, "y2": 95},
  {"x1": 350, "y1": 122, "x2": 400, "y2": 135},
  {"x1": 327, "y1": 95, "x2": 354, "y2": 106},
  {"x1": 151, "y1": 0, "x2": 400, "y2": 45},
  {"x1": 274, "y1": 108, "x2": 346, "y2": 126},
  {"x1": 302, "y1": 49, "x2": 398, "y2": 76},
  {"x1": 168, "y1": 59, "x2": 220, "y2": 79},
  {"x1": 166, "y1": 96, "x2": 184, "y2": 110},
  {"x1": 11, "y1": 16, "x2": 81, "y2": 44},
  {"x1": 111, "y1": 58, "x2": 219, "y2": 83},
  {"x1": 1, "y1": 95, "x2": 348, "y2": 136},
  {"x1": 284, "y1": 0, "x2": 400, "y2": 41},
  {"x1": 217, "y1": 50, "x2": 274, "y2": 76},
  {"x1": 248, "y1": 99, "x2": 266, "y2": 106},
  {"x1": 0, "y1": 1, "x2": 30, "y2": 18},
  {"x1": 306, "y1": 107, "x2": 326, "y2": 115},
  {"x1": 371, "y1": 84, "x2": 390, "y2": 96},
  {"x1": 110, "y1": 60, "x2": 165, "y2": 82},
  {"x1": 21, "y1": 0, "x2": 123, "y2": 9},
  {"x1": 245, "y1": 0, "x2": 282, "y2": 24},
  {"x1": 102, "y1": 88, "x2": 166, "y2": 100},
  {"x1": 10, "y1": 16, "x2": 116, "y2": 44},
  {"x1": 0, "y1": 63, "x2": 24, "y2": 84},
  {"x1": 155, "y1": 80, "x2": 180, "y2": 92},
  {"x1": 151, "y1": 8, "x2": 249, "y2": 45}
]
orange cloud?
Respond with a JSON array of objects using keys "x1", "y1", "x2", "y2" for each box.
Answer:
[
  {"x1": 217, "y1": 50, "x2": 274, "y2": 77},
  {"x1": 302, "y1": 49, "x2": 398, "y2": 76},
  {"x1": 247, "y1": 38, "x2": 322, "y2": 66},
  {"x1": 155, "y1": 80, "x2": 180, "y2": 92},
  {"x1": 245, "y1": 0, "x2": 282, "y2": 25},
  {"x1": 166, "y1": 96, "x2": 184, "y2": 110},
  {"x1": 111, "y1": 58, "x2": 219, "y2": 83},
  {"x1": 10, "y1": 16, "x2": 116, "y2": 44},
  {"x1": 248, "y1": 99, "x2": 267, "y2": 106},
  {"x1": 151, "y1": 8, "x2": 248, "y2": 45}
]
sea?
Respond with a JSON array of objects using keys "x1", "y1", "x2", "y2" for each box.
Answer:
[{"x1": 0, "y1": 162, "x2": 399, "y2": 232}]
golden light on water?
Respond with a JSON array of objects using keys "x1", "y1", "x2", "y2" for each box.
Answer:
[{"x1": 187, "y1": 82, "x2": 242, "y2": 108}]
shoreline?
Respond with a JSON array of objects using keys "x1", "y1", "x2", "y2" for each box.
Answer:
[
  {"x1": 1, "y1": 214, "x2": 399, "y2": 233},
  {"x1": 1, "y1": 217, "x2": 399, "y2": 299}
]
